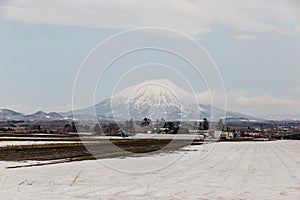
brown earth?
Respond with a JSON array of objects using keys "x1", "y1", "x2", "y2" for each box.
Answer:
[{"x1": 0, "y1": 139, "x2": 193, "y2": 162}]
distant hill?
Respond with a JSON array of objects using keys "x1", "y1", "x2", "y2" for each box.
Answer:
[
  {"x1": 25, "y1": 111, "x2": 64, "y2": 121},
  {"x1": 0, "y1": 109, "x2": 64, "y2": 121},
  {"x1": 0, "y1": 109, "x2": 24, "y2": 121}
]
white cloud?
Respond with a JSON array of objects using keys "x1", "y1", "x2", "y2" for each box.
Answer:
[
  {"x1": 290, "y1": 86, "x2": 300, "y2": 94},
  {"x1": 235, "y1": 34, "x2": 257, "y2": 40},
  {"x1": 1, "y1": 0, "x2": 300, "y2": 36},
  {"x1": 196, "y1": 90, "x2": 300, "y2": 119}
]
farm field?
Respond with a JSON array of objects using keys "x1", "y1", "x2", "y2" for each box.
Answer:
[{"x1": 0, "y1": 140, "x2": 299, "y2": 199}]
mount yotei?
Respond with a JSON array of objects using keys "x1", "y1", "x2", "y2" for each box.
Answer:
[{"x1": 67, "y1": 79, "x2": 258, "y2": 121}]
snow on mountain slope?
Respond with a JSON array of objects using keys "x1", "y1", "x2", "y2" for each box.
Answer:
[
  {"x1": 94, "y1": 79, "x2": 222, "y2": 120},
  {"x1": 65, "y1": 79, "x2": 260, "y2": 121},
  {"x1": 25, "y1": 111, "x2": 64, "y2": 121},
  {"x1": 0, "y1": 109, "x2": 64, "y2": 121},
  {"x1": 110, "y1": 79, "x2": 197, "y2": 120},
  {"x1": 82, "y1": 79, "x2": 245, "y2": 121},
  {"x1": 113, "y1": 79, "x2": 190, "y2": 102},
  {"x1": 0, "y1": 109, "x2": 24, "y2": 120},
  {"x1": 0, "y1": 80, "x2": 259, "y2": 121}
]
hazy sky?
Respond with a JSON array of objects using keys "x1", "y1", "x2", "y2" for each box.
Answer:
[{"x1": 1, "y1": 0, "x2": 300, "y2": 119}]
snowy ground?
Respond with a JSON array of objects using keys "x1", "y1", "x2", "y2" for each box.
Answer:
[
  {"x1": 0, "y1": 141, "x2": 82, "y2": 147},
  {"x1": 0, "y1": 140, "x2": 300, "y2": 199},
  {"x1": 134, "y1": 133, "x2": 205, "y2": 140}
]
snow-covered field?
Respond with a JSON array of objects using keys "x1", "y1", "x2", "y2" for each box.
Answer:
[
  {"x1": 0, "y1": 140, "x2": 300, "y2": 199},
  {"x1": 134, "y1": 133, "x2": 205, "y2": 140},
  {"x1": 0, "y1": 141, "x2": 82, "y2": 147}
]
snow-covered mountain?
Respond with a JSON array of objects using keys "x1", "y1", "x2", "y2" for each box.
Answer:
[
  {"x1": 25, "y1": 111, "x2": 64, "y2": 121},
  {"x1": 110, "y1": 79, "x2": 192, "y2": 120},
  {"x1": 0, "y1": 109, "x2": 64, "y2": 121},
  {"x1": 69, "y1": 79, "x2": 259, "y2": 121},
  {"x1": 0, "y1": 109, "x2": 24, "y2": 121},
  {"x1": 0, "y1": 79, "x2": 261, "y2": 122}
]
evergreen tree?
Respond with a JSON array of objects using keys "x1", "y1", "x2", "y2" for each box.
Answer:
[
  {"x1": 198, "y1": 121, "x2": 203, "y2": 130},
  {"x1": 141, "y1": 117, "x2": 151, "y2": 127},
  {"x1": 71, "y1": 121, "x2": 77, "y2": 133},
  {"x1": 216, "y1": 118, "x2": 224, "y2": 131},
  {"x1": 93, "y1": 124, "x2": 102, "y2": 135},
  {"x1": 203, "y1": 118, "x2": 209, "y2": 130},
  {"x1": 63, "y1": 124, "x2": 72, "y2": 132}
]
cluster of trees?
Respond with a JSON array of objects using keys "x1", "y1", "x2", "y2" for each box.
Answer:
[
  {"x1": 124, "y1": 119, "x2": 134, "y2": 133},
  {"x1": 62, "y1": 116, "x2": 213, "y2": 135},
  {"x1": 159, "y1": 121, "x2": 180, "y2": 134},
  {"x1": 92, "y1": 119, "x2": 135, "y2": 136},
  {"x1": 141, "y1": 118, "x2": 151, "y2": 127},
  {"x1": 195, "y1": 118, "x2": 210, "y2": 130},
  {"x1": 0, "y1": 127, "x2": 14, "y2": 132},
  {"x1": 93, "y1": 124, "x2": 102, "y2": 135},
  {"x1": 100, "y1": 123, "x2": 120, "y2": 136},
  {"x1": 63, "y1": 122, "x2": 77, "y2": 133}
]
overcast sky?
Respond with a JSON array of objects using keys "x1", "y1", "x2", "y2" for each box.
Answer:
[{"x1": 0, "y1": 0, "x2": 300, "y2": 119}]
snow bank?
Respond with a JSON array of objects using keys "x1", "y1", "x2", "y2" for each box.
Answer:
[
  {"x1": 0, "y1": 140, "x2": 300, "y2": 199},
  {"x1": 134, "y1": 133, "x2": 203, "y2": 140},
  {"x1": 0, "y1": 141, "x2": 81, "y2": 147}
]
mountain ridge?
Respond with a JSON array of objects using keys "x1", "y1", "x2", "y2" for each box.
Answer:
[
  {"x1": 0, "y1": 109, "x2": 64, "y2": 121},
  {"x1": 68, "y1": 79, "x2": 263, "y2": 121},
  {"x1": 0, "y1": 79, "x2": 273, "y2": 122}
]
